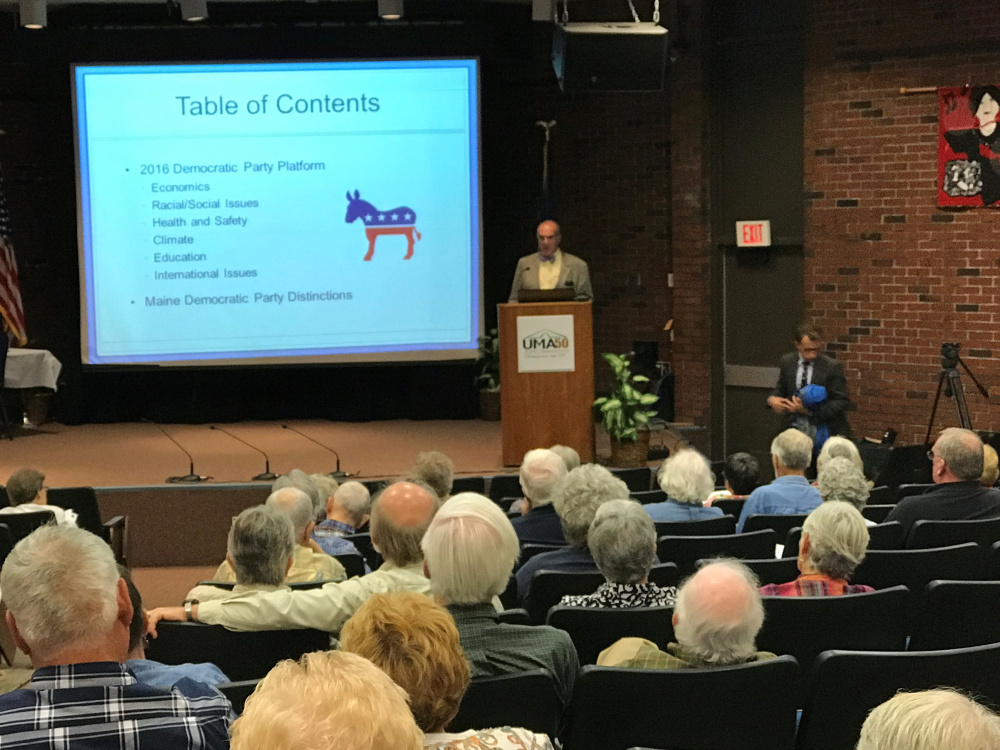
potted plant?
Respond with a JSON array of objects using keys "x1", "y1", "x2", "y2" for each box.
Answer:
[
  {"x1": 593, "y1": 352, "x2": 659, "y2": 467},
  {"x1": 475, "y1": 328, "x2": 501, "y2": 421}
]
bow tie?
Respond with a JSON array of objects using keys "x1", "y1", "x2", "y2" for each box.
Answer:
[{"x1": 539, "y1": 254, "x2": 557, "y2": 263}]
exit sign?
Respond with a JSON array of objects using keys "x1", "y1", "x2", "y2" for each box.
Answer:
[{"x1": 736, "y1": 220, "x2": 771, "y2": 247}]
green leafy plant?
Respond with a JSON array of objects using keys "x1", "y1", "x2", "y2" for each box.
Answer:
[
  {"x1": 475, "y1": 328, "x2": 500, "y2": 391},
  {"x1": 593, "y1": 352, "x2": 659, "y2": 442}
]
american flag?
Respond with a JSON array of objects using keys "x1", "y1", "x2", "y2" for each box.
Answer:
[{"x1": 0, "y1": 164, "x2": 27, "y2": 346}]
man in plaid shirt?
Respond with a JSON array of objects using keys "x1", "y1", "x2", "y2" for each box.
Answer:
[{"x1": 0, "y1": 525, "x2": 234, "y2": 749}]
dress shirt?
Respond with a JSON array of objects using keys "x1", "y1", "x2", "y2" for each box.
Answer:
[
  {"x1": 537, "y1": 250, "x2": 563, "y2": 289},
  {"x1": 197, "y1": 561, "x2": 430, "y2": 634},
  {"x1": 0, "y1": 504, "x2": 77, "y2": 528},
  {"x1": 736, "y1": 476, "x2": 822, "y2": 532},
  {"x1": 510, "y1": 504, "x2": 566, "y2": 545},
  {"x1": 0, "y1": 662, "x2": 233, "y2": 749},
  {"x1": 126, "y1": 658, "x2": 230, "y2": 690},
  {"x1": 515, "y1": 546, "x2": 596, "y2": 605},
  {"x1": 446, "y1": 603, "x2": 579, "y2": 706},
  {"x1": 559, "y1": 581, "x2": 676, "y2": 608},
  {"x1": 796, "y1": 357, "x2": 813, "y2": 390},
  {"x1": 759, "y1": 573, "x2": 874, "y2": 597},
  {"x1": 644, "y1": 499, "x2": 724, "y2": 523},
  {"x1": 211, "y1": 543, "x2": 346, "y2": 584},
  {"x1": 597, "y1": 638, "x2": 775, "y2": 669},
  {"x1": 310, "y1": 523, "x2": 368, "y2": 569},
  {"x1": 884, "y1": 481, "x2": 1000, "y2": 539},
  {"x1": 424, "y1": 728, "x2": 554, "y2": 750}
]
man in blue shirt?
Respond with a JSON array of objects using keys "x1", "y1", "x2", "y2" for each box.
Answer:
[{"x1": 737, "y1": 428, "x2": 821, "y2": 532}]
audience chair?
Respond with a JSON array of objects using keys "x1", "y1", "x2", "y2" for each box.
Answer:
[
  {"x1": 0, "y1": 524, "x2": 15, "y2": 569},
  {"x1": 990, "y1": 540, "x2": 1000, "y2": 580},
  {"x1": 797, "y1": 642, "x2": 1000, "y2": 750},
  {"x1": 448, "y1": 669, "x2": 562, "y2": 738},
  {"x1": 0, "y1": 335, "x2": 11, "y2": 440},
  {"x1": 631, "y1": 489, "x2": 667, "y2": 504},
  {"x1": 546, "y1": 606, "x2": 675, "y2": 665},
  {"x1": 657, "y1": 529, "x2": 776, "y2": 577},
  {"x1": 895, "y1": 482, "x2": 933, "y2": 502},
  {"x1": 908, "y1": 580, "x2": 1000, "y2": 651},
  {"x1": 144, "y1": 621, "x2": 330, "y2": 681},
  {"x1": 0, "y1": 509, "x2": 55, "y2": 542},
  {"x1": 497, "y1": 608, "x2": 530, "y2": 626},
  {"x1": 216, "y1": 679, "x2": 258, "y2": 715},
  {"x1": 361, "y1": 479, "x2": 387, "y2": 495},
  {"x1": 860, "y1": 504, "x2": 894, "y2": 524},
  {"x1": 756, "y1": 586, "x2": 911, "y2": 691},
  {"x1": 563, "y1": 658, "x2": 800, "y2": 750},
  {"x1": 654, "y1": 515, "x2": 736, "y2": 537},
  {"x1": 865, "y1": 485, "x2": 893, "y2": 505},
  {"x1": 0, "y1": 485, "x2": 8, "y2": 508},
  {"x1": 499, "y1": 575, "x2": 519, "y2": 610},
  {"x1": 712, "y1": 498, "x2": 746, "y2": 518},
  {"x1": 742, "y1": 513, "x2": 809, "y2": 539},
  {"x1": 451, "y1": 476, "x2": 486, "y2": 495},
  {"x1": 332, "y1": 552, "x2": 366, "y2": 578},
  {"x1": 47, "y1": 487, "x2": 127, "y2": 565},
  {"x1": 907, "y1": 516, "x2": 1000, "y2": 550},
  {"x1": 610, "y1": 467, "x2": 654, "y2": 492},
  {"x1": 783, "y1": 521, "x2": 904, "y2": 557},
  {"x1": 731, "y1": 556, "x2": 799, "y2": 587},
  {"x1": 342, "y1": 532, "x2": 382, "y2": 571},
  {"x1": 488, "y1": 474, "x2": 523, "y2": 502},
  {"x1": 497, "y1": 496, "x2": 520, "y2": 514},
  {"x1": 195, "y1": 579, "x2": 330, "y2": 591},
  {"x1": 851, "y1": 542, "x2": 982, "y2": 593},
  {"x1": 517, "y1": 543, "x2": 567, "y2": 569},
  {"x1": 873, "y1": 445, "x2": 932, "y2": 491}
]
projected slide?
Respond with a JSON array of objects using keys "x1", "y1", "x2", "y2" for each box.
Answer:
[{"x1": 73, "y1": 60, "x2": 481, "y2": 365}]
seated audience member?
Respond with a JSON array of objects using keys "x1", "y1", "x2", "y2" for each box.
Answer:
[
  {"x1": 186, "y1": 505, "x2": 296, "y2": 603},
  {"x1": 550, "y1": 444, "x2": 581, "y2": 472},
  {"x1": 0, "y1": 526, "x2": 233, "y2": 747},
  {"x1": 310, "y1": 478, "x2": 368, "y2": 565},
  {"x1": 273, "y1": 468, "x2": 324, "y2": 522},
  {"x1": 422, "y1": 493, "x2": 580, "y2": 705},
  {"x1": 408, "y1": 451, "x2": 455, "y2": 501},
  {"x1": 1, "y1": 468, "x2": 77, "y2": 527},
  {"x1": 515, "y1": 464, "x2": 630, "y2": 605},
  {"x1": 817, "y1": 457, "x2": 874, "y2": 525},
  {"x1": 982, "y1": 444, "x2": 999, "y2": 487},
  {"x1": 511, "y1": 448, "x2": 569, "y2": 545},
  {"x1": 148, "y1": 481, "x2": 436, "y2": 636},
  {"x1": 213, "y1": 487, "x2": 345, "y2": 584},
  {"x1": 886, "y1": 427, "x2": 1000, "y2": 538},
  {"x1": 815, "y1": 435, "x2": 866, "y2": 476},
  {"x1": 737, "y1": 429, "x2": 822, "y2": 532},
  {"x1": 760, "y1": 501, "x2": 873, "y2": 596},
  {"x1": 230, "y1": 650, "x2": 423, "y2": 750},
  {"x1": 706, "y1": 452, "x2": 760, "y2": 506},
  {"x1": 645, "y1": 449, "x2": 724, "y2": 522},
  {"x1": 560, "y1": 499, "x2": 676, "y2": 608},
  {"x1": 857, "y1": 689, "x2": 1000, "y2": 750},
  {"x1": 598, "y1": 559, "x2": 775, "y2": 668},
  {"x1": 121, "y1": 568, "x2": 229, "y2": 689},
  {"x1": 341, "y1": 592, "x2": 555, "y2": 749}
]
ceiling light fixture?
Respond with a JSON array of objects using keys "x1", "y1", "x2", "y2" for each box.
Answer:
[
  {"x1": 179, "y1": 0, "x2": 207, "y2": 22},
  {"x1": 378, "y1": 0, "x2": 403, "y2": 20},
  {"x1": 20, "y1": 0, "x2": 46, "y2": 28}
]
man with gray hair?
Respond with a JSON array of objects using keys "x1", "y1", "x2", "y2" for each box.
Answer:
[
  {"x1": 598, "y1": 559, "x2": 775, "y2": 669},
  {"x1": 273, "y1": 468, "x2": 324, "y2": 521},
  {"x1": 886, "y1": 427, "x2": 1000, "y2": 538},
  {"x1": 186, "y1": 505, "x2": 298, "y2": 603},
  {"x1": 1, "y1": 468, "x2": 77, "y2": 528},
  {"x1": 422, "y1": 492, "x2": 580, "y2": 705},
  {"x1": 515, "y1": 464, "x2": 630, "y2": 605},
  {"x1": 0, "y1": 526, "x2": 233, "y2": 747},
  {"x1": 737, "y1": 428, "x2": 821, "y2": 532},
  {"x1": 511, "y1": 448, "x2": 569, "y2": 545},
  {"x1": 407, "y1": 451, "x2": 455, "y2": 501},
  {"x1": 213, "y1": 488, "x2": 345, "y2": 584},
  {"x1": 857, "y1": 689, "x2": 1000, "y2": 750},
  {"x1": 312, "y1": 480, "x2": 370, "y2": 562}
]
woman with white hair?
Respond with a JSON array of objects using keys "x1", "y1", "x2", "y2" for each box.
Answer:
[
  {"x1": 760, "y1": 501, "x2": 874, "y2": 596},
  {"x1": 645, "y1": 449, "x2": 724, "y2": 522},
  {"x1": 560, "y1": 499, "x2": 676, "y2": 608},
  {"x1": 815, "y1": 436, "x2": 865, "y2": 475},
  {"x1": 817, "y1": 457, "x2": 875, "y2": 526}
]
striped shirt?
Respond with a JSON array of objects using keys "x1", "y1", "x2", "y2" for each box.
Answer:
[
  {"x1": 0, "y1": 662, "x2": 234, "y2": 749},
  {"x1": 759, "y1": 573, "x2": 874, "y2": 597}
]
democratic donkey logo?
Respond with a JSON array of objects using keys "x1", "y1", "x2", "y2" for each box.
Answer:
[{"x1": 345, "y1": 190, "x2": 422, "y2": 261}]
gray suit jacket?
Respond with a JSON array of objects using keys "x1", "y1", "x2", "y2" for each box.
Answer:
[{"x1": 508, "y1": 251, "x2": 593, "y2": 302}]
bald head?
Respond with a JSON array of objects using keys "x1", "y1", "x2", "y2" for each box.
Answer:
[
  {"x1": 673, "y1": 560, "x2": 764, "y2": 665},
  {"x1": 536, "y1": 220, "x2": 561, "y2": 259},
  {"x1": 370, "y1": 482, "x2": 437, "y2": 567},
  {"x1": 265, "y1": 487, "x2": 315, "y2": 542}
]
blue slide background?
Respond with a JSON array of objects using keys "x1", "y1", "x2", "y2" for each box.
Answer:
[{"x1": 74, "y1": 60, "x2": 481, "y2": 365}]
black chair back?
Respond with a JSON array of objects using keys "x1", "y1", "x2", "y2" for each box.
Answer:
[
  {"x1": 144, "y1": 621, "x2": 330, "y2": 681},
  {"x1": 851, "y1": 543, "x2": 982, "y2": 593},
  {"x1": 47, "y1": 487, "x2": 103, "y2": 538},
  {"x1": 654, "y1": 515, "x2": 736, "y2": 537},
  {"x1": 756, "y1": 586, "x2": 911, "y2": 690},
  {"x1": 735, "y1": 557, "x2": 799, "y2": 586},
  {"x1": 563, "y1": 659, "x2": 800, "y2": 750},
  {"x1": 990, "y1": 540, "x2": 1000, "y2": 580},
  {"x1": 895, "y1": 482, "x2": 934, "y2": 501},
  {"x1": 217, "y1": 679, "x2": 258, "y2": 714},
  {"x1": 647, "y1": 563, "x2": 681, "y2": 588},
  {"x1": 742, "y1": 513, "x2": 809, "y2": 538},
  {"x1": 0, "y1": 524, "x2": 15, "y2": 568},
  {"x1": 448, "y1": 669, "x2": 562, "y2": 737},
  {"x1": 907, "y1": 516, "x2": 1000, "y2": 550},
  {"x1": 0, "y1": 486, "x2": 8, "y2": 508},
  {"x1": 631, "y1": 489, "x2": 667, "y2": 504},
  {"x1": 343, "y1": 532, "x2": 382, "y2": 571},
  {"x1": 518, "y1": 543, "x2": 566, "y2": 568},
  {"x1": 333, "y1": 553, "x2": 366, "y2": 578},
  {"x1": 546, "y1": 606, "x2": 675, "y2": 664},
  {"x1": 499, "y1": 575, "x2": 519, "y2": 610},
  {"x1": 866, "y1": 486, "x2": 893, "y2": 505},
  {"x1": 451, "y1": 476, "x2": 486, "y2": 495},
  {"x1": 860, "y1": 504, "x2": 895, "y2": 524},
  {"x1": 610, "y1": 467, "x2": 653, "y2": 492},
  {"x1": 497, "y1": 496, "x2": 520, "y2": 514},
  {"x1": 657, "y1": 529, "x2": 776, "y2": 576},
  {"x1": 526, "y1": 570, "x2": 605, "y2": 624},
  {"x1": 488, "y1": 474, "x2": 523, "y2": 501},
  {"x1": 497, "y1": 608, "x2": 530, "y2": 626},
  {"x1": 909, "y1": 580, "x2": 1000, "y2": 651},
  {"x1": 0, "y1": 509, "x2": 56, "y2": 541},
  {"x1": 196, "y1": 579, "x2": 330, "y2": 592},
  {"x1": 797, "y1": 643, "x2": 1000, "y2": 750},
  {"x1": 713, "y1": 498, "x2": 746, "y2": 518},
  {"x1": 784, "y1": 521, "x2": 904, "y2": 557}
]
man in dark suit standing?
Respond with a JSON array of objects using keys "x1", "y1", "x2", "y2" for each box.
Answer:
[{"x1": 768, "y1": 323, "x2": 851, "y2": 438}]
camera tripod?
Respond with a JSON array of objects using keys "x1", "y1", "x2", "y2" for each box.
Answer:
[{"x1": 924, "y1": 342, "x2": 990, "y2": 445}]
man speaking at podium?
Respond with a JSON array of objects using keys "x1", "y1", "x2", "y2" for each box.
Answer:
[{"x1": 508, "y1": 220, "x2": 593, "y2": 302}]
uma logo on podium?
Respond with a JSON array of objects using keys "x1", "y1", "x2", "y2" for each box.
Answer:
[{"x1": 516, "y1": 315, "x2": 575, "y2": 373}]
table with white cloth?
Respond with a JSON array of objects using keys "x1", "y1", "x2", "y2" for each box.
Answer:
[{"x1": 4, "y1": 348, "x2": 62, "y2": 390}]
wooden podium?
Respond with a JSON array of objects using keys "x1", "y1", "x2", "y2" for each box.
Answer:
[{"x1": 498, "y1": 301, "x2": 595, "y2": 465}]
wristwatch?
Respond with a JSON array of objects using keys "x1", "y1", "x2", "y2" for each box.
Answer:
[{"x1": 182, "y1": 599, "x2": 199, "y2": 622}]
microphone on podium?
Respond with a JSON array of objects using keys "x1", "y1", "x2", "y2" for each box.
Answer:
[
  {"x1": 280, "y1": 424, "x2": 350, "y2": 481},
  {"x1": 142, "y1": 419, "x2": 210, "y2": 483},
  {"x1": 209, "y1": 425, "x2": 278, "y2": 481}
]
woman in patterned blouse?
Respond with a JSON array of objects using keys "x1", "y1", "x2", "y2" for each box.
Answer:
[
  {"x1": 560, "y1": 499, "x2": 677, "y2": 608},
  {"x1": 760, "y1": 500, "x2": 874, "y2": 597}
]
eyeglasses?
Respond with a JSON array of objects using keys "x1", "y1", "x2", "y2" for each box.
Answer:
[{"x1": 926, "y1": 450, "x2": 938, "y2": 462}]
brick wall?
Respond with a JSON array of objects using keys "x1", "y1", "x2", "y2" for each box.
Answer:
[{"x1": 804, "y1": 0, "x2": 1000, "y2": 443}]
